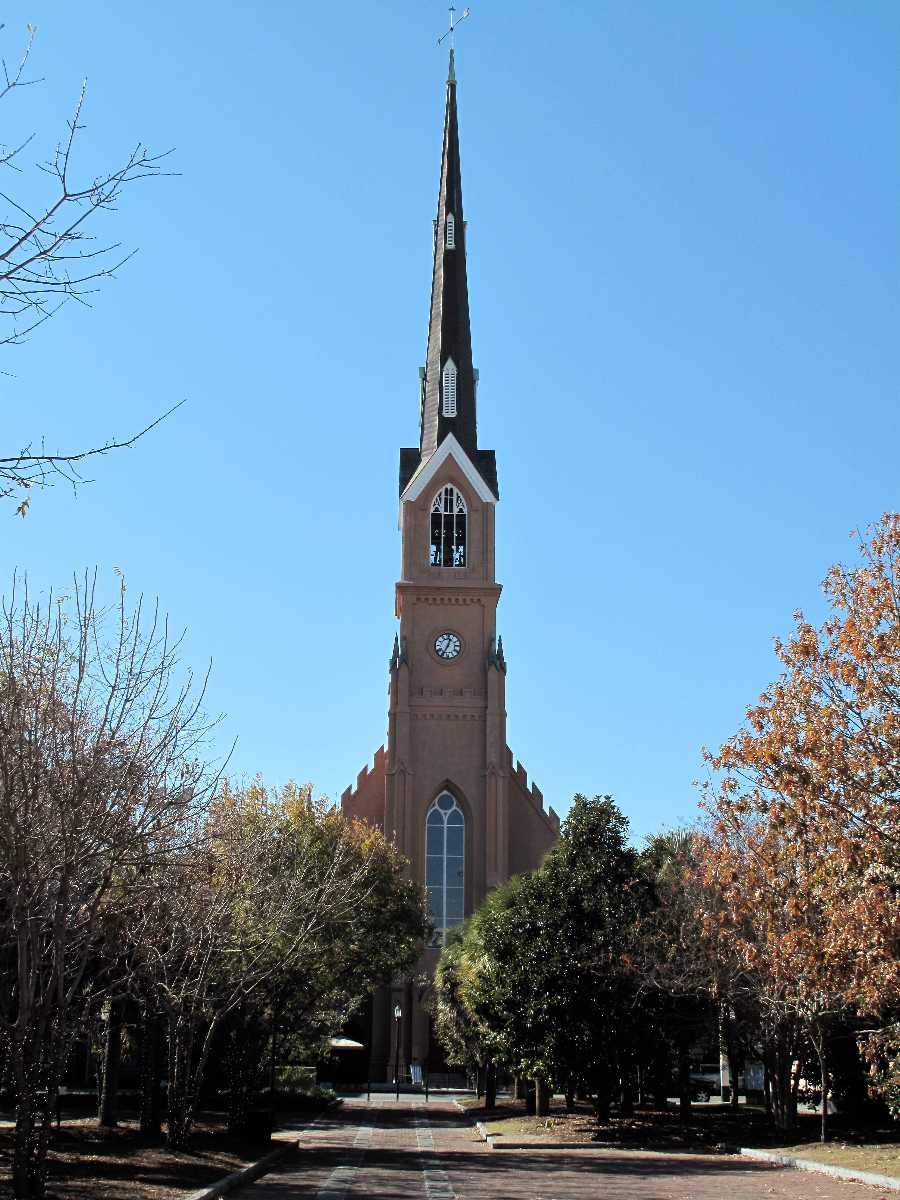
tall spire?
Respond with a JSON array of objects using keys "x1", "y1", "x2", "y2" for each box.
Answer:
[{"x1": 420, "y1": 49, "x2": 477, "y2": 460}]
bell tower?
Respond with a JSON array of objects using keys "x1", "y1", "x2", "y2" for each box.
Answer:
[{"x1": 341, "y1": 50, "x2": 559, "y2": 1081}]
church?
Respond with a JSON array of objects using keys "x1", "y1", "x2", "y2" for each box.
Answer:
[{"x1": 341, "y1": 49, "x2": 559, "y2": 1082}]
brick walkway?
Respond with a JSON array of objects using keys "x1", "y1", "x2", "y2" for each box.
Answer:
[{"x1": 238, "y1": 1096, "x2": 889, "y2": 1199}]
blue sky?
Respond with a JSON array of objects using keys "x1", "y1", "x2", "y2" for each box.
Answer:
[{"x1": 1, "y1": 2, "x2": 897, "y2": 843}]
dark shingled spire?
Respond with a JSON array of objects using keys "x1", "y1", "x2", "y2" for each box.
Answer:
[
  {"x1": 422, "y1": 48, "x2": 476, "y2": 458},
  {"x1": 399, "y1": 51, "x2": 497, "y2": 499}
]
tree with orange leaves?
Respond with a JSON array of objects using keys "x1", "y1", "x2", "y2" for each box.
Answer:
[{"x1": 702, "y1": 513, "x2": 900, "y2": 1135}]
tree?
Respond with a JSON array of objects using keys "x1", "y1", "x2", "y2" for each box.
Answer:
[
  {"x1": 0, "y1": 25, "x2": 172, "y2": 513},
  {"x1": 698, "y1": 805, "x2": 853, "y2": 1135},
  {"x1": 450, "y1": 796, "x2": 642, "y2": 1119},
  {"x1": 432, "y1": 924, "x2": 492, "y2": 1083},
  {"x1": 0, "y1": 571, "x2": 215, "y2": 1199},
  {"x1": 636, "y1": 829, "x2": 734, "y2": 1116},
  {"x1": 222, "y1": 804, "x2": 428, "y2": 1133},
  {"x1": 131, "y1": 780, "x2": 427, "y2": 1148},
  {"x1": 701, "y1": 513, "x2": 900, "y2": 1135}
]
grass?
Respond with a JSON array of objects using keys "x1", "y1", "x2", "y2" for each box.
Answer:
[
  {"x1": 467, "y1": 1096, "x2": 900, "y2": 1175},
  {"x1": 773, "y1": 1140, "x2": 900, "y2": 1179}
]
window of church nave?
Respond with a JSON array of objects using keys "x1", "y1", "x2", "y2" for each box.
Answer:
[
  {"x1": 441, "y1": 358, "x2": 458, "y2": 417},
  {"x1": 425, "y1": 792, "x2": 464, "y2": 946},
  {"x1": 429, "y1": 485, "x2": 467, "y2": 567}
]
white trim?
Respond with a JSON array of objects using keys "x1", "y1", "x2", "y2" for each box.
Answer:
[{"x1": 401, "y1": 434, "x2": 496, "y2": 506}]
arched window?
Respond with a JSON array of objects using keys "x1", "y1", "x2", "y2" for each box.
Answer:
[
  {"x1": 426, "y1": 792, "x2": 464, "y2": 945},
  {"x1": 430, "y1": 485, "x2": 467, "y2": 567},
  {"x1": 441, "y1": 358, "x2": 458, "y2": 417},
  {"x1": 445, "y1": 212, "x2": 456, "y2": 249}
]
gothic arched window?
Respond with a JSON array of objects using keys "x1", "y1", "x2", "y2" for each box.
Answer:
[
  {"x1": 425, "y1": 792, "x2": 464, "y2": 945},
  {"x1": 445, "y1": 211, "x2": 456, "y2": 249},
  {"x1": 430, "y1": 485, "x2": 467, "y2": 567},
  {"x1": 442, "y1": 358, "x2": 458, "y2": 417}
]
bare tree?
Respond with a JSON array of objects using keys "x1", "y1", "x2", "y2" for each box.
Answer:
[
  {"x1": 0, "y1": 24, "x2": 174, "y2": 513},
  {"x1": 0, "y1": 572, "x2": 218, "y2": 1199}
]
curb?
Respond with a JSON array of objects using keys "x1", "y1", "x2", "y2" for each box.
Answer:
[
  {"x1": 740, "y1": 1146, "x2": 900, "y2": 1192},
  {"x1": 184, "y1": 1142, "x2": 298, "y2": 1200},
  {"x1": 453, "y1": 1101, "x2": 502, "y2": 1152},
  {"x1": 475, "y1": 1119, "x2": 498, "y2": 1150}
]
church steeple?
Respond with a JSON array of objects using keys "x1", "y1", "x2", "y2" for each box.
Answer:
[
  {"x1": 399, "y1": 51, "x2": 497, "y2": 501},
  {"x1": 421, "y1": 49, "x2": 477, "y2": 460}
]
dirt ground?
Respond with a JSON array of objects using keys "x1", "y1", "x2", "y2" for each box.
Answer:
[{"x1": 0, "y1": 1116, "x2": 266, "y2": 1200}]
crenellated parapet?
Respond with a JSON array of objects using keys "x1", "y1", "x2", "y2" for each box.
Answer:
[
  {"x1": 341, "y1": 745, "x2": 387, "y2": 829},
  {"x1": 505, "y1": 745, "x2": 560, "y2": 833}
]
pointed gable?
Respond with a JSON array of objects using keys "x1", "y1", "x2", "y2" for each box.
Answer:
[{"x1": 400, "y1": 434, "x2": 496, "y2": 506}]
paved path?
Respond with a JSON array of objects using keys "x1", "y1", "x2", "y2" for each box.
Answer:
[{"x1": 240, "y1": 1097, "x2": 889, "y2": 1199}]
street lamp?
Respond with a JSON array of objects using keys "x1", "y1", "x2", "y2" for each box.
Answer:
[{"x1": 393, "y1": 1004, "x2": 402, "y2": 1102}]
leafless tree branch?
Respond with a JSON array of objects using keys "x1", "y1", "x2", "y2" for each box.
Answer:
[{"x1": 0, "y1": 25, "x2": 177, "y2": 514}]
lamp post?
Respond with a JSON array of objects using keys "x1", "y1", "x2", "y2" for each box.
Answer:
[{"x1": 393, "y1": 1004, "x2": 402, "y2": 1102}]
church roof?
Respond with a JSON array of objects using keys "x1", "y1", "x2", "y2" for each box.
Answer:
[{"x1": 400, "y1": 50, "x2": 498, "y2": 500}]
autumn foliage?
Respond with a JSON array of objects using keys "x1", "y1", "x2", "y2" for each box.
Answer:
[{"x1": 702, "y1": 513, "x2": 900, "y2": 1126}]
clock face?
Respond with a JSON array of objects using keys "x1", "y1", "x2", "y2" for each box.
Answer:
[{"x1": 434, "y1": 632, "x2": 462, "y2": 660}]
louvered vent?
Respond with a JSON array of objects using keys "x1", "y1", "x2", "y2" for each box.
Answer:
[
  {"x1": 445, "y1": 212, "x2": 456, "y2": 249},
  {"x1": 442, "y1": 360, "x2": 458, "y2": 416}
]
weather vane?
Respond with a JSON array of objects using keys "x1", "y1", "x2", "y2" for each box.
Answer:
[{"x1": 437, "y1": 4, "x2": 470, "y2": 48}]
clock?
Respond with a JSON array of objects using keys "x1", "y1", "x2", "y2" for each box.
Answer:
[{"x1": 434, "y1": 632, "x2": 462, "y2": 660}]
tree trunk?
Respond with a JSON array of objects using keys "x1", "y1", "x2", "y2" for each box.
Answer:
[
  {"x1": 594, "y1": 1071, "x2": 611, "y2": 1123},
  {"x1": 762, "y1": 1054, "x2": 771, "y2": 1122},
  {"x1": 652, "y1": 1074, "x2": 669, "y2": 1109},
  {"x1": 621, "y1": 1062, "x2": 635, "y2": 1117},
  {"x1": 98, "y1": 997, "x2": 125, "y2": 1128},
  {"x1": 166, "y1": 1010, "x2": 221, "y2": 1150},
  {"x1": 790, "y1": 1054, "x2": 802, "y2": 1130},
  {"x1": 564, "y1": 1075, "x2": 576, "y2": 1112},
  {"x1": 139, "y1": 1006, "x2": 163, "y2": 1136},
  {"x1": 13, "y1": 1089, "x2": 43, "y2": 1200},
  {"x1": 227, "y1": 1012, "x2": 267, "y2": 1135},
  {"x1": 811, "y1": 1026, "x2": 829, "y2": 1145},
  {"x1": 513, "y1": 1075, "x2": 524, "y2": 1101},
  {"x1": 166, "y1": 1014, "x2": 192, "y2": 1150},
  {"x1": 11, "y1": 1022, "x2": 66, "y2": 1200},
  {"x1": 535, "y1": 1076, "x2": 550, "y2": 1117},
  {"x1": 720, "y1": 1010, "x2": 743, "y2": 1111},
  {"x1": 727, "y1": 1043, "x2": 741, "y2": 1110},
  {"x1": 484, "y1": 1059, "x2": 497, "y2": 1110},
  {"x1": 765, "y1": 1027, "x2": 798, "y2": 1133},
  {"x1": 677, "y1": 1032, "x2": 691, "y2": 1120},
  {"x1": 269, "y1": 1001, "x2": 278, "y2": 1098},
  {"x1": 820, "y1": 1042, "x2": 828, "y2": 1145}
]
